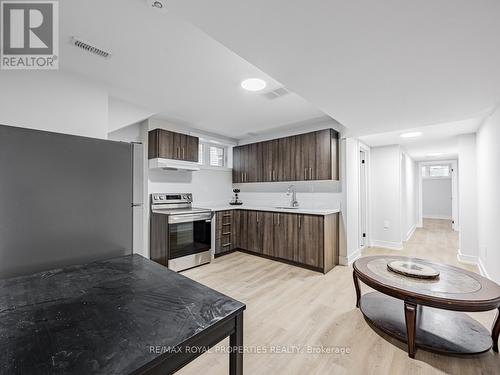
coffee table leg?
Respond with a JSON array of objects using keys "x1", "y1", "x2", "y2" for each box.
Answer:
[
  {"x1": 353, "y1": 271, "x2": 361, "y2": 308},
  {"x1": 404, "y1": 301, "x2": 417, "y2": 358},
  {"x1": 493, "y1": 307, "x2": 500, "y2": 353}
]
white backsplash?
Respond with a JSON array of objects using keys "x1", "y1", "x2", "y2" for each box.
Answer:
[
  {"x1": 236, "y1": 192, "x2": 342, "y2": 210},
  {"x1": 228, "y1": 180, "x2": 342, "y2": 210},
  {"x1": 149, "y1": 169, "x2": 233, "y2": 206}
]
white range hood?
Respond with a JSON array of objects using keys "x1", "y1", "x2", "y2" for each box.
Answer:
[{"x1": 149, "y1": 158, "x2": 200, "y2": 171}]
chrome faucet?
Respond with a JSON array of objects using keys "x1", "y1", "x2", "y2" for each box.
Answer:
[{"x1": 286, "y1": 185, "x2": 299, "y2": 207}]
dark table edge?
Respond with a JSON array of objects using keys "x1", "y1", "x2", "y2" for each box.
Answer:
[{"x1": 131, "y1": 307, "x2": 245, "y2": 375}]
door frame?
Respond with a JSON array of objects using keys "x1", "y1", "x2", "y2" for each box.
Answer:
[
  {"x1": 359, "y1": 143, "x2": 370, "y2": 250},
  {"x1": 418, "y1": 160, "x2": 458, "y2": 231}
]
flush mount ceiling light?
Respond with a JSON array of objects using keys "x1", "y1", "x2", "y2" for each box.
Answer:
[
  {"x1": 241, "y1": 78, "x2": 267, "y2": 92},
  {"x1": 400, "y1": 131, "x2": 423, "y2": 138}
]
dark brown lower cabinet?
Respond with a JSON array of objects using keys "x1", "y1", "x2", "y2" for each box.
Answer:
[
  {"x1": 260, "y1": 211, "x2": 275, "y2": 257},
  {"x1": 297, "y1": 214, "x2": 324, "y2": 268},
  {"x1": 273, "y1": 213, "x2": 297, "y2": 262},
  {"x1": 215, "y1": 210, "x2": 235, "y2": 257},
  {"x1": 217, "y1": 209, "x2": 339, "y2": 273},
  {"x1": 246, "y1": 211, "x2": 260, "y2": 253}
]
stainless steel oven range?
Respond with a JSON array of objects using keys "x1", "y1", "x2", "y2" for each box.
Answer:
[{"x1": 150, "y1": 193, "x2": 213, "y2": 272}]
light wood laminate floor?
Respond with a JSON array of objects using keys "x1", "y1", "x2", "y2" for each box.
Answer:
[{"x1": 180, "y1": 219, "x2": 498, "y2": 375}]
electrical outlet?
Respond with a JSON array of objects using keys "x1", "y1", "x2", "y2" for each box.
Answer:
[{"x1": 383, "y1": 220, "x2": 390, "y2": 230}]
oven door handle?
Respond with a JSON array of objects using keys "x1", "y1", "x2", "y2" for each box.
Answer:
[{"x1": 168, "y1": 212, "x2": 213, "y2": 224}]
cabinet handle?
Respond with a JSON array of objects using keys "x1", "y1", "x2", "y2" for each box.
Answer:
[
  {"x1": 222, "y1": 223, "x2": 231, "y2": 226},
  {"x1": 298, "y1": 216, "x2": 302, "y2": 228},
  {"x1": 245, "y1": 172, "x2": 248, "y2": 182},
  {"x1": 182, "y1": 147, "x2": 185, "y2": 159},
  {"x1": 309, "y1": 167, "x2": 313, "y2": 180},
  {"x1": 277, "y1": 214, "x2": 280, "y2": 225},
  {"x1": 222, "y1": 232, "x2": 231, "y2": 235},
  {"x1": 269, "y1": 171, "x2": 272, "y2": 181},
  {"x1": 256, "y1": 212, "x2": 259, "y2": 223},
  {"x1": 222, "y1": 243, "x2": 231, "y2": 247},
  {"x1": 304, "y1": 167, "x2": 307, "y2": 180}
]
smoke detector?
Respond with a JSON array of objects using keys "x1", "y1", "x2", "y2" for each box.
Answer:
[
  {"x1": 71, "y1": 37, "x2": 111, "y2": 59},
  {"x1": 147, "y1": 0, "x2": 167, "y2": 10}
]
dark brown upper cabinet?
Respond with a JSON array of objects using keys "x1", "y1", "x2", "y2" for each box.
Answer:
[
  {"x1": 148, "y1": 128, "x2": 199, "y2": 162},
  {"x1": 232, "y1": 128, "x2": 339, "y2": 183}
]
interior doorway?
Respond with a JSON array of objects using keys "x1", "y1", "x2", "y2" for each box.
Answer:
[{"x1": 418, "y1": 160, "x2": 458, "y2": 231}]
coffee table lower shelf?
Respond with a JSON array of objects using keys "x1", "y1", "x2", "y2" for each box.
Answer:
[{"x1": 360, "y1": 292, "x2": 493, "y2": 356}]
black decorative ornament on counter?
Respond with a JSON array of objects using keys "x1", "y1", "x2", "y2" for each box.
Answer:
[{"x1": 230, "y1": 188, "x2": 243, "y2": 205}]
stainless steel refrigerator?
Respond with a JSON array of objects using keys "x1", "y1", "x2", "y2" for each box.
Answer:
[{"x1": 0, "y1": 124, "x2": 143, "y2": 278}]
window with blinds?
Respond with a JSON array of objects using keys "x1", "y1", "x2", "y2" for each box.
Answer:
[
  {"x1": 209, "y1": 146, "x2": 225, "y2": 167},
  {"x1": 198, "y1": 142, "x2": 227, "y2": 168}
]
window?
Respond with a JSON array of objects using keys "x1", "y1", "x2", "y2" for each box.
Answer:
[
  {"x1": 422, "y1": 165, "x2": 451, "y2": 178},
  {"x1": 198, "y1": 141, "x2": 227, "y2": 168},
  {"x1": 429, "y1": 165, "x2": 450, "y2": 177},
  {"x1": 209, "y1": 145, "x2": 225, "y2": 167},
  {"x1": 198, "y1": 143, "x2": 204, "y2": 165}
]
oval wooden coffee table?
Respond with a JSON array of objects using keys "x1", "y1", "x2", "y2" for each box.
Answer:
[{"x1": 353, "y1": 256, "x2": 500, "y2": 358}]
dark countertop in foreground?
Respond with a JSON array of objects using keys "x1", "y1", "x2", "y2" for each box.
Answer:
[{"x1": 0, "y1": 254, "x2": 245, "y2": 374}]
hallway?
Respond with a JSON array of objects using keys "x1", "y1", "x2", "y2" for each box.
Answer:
[{"x1": 364, "y1": 219, "x2": 476, "y2": 273}]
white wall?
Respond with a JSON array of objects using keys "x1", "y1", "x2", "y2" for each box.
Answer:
[
  {"x1": 476, "y1": 107, "x2": 500, "y2": 283},
  {"x1": 400, "y1": 152, "x2": 418, "y2": 241},
  {"x1": 0, "y1": 71, "x2": 109, "y2": 139},
  {"x1": 370, "y1": 145, "x2": 403, "y2": 249},
  {"x1": 422, "y1": 178, "x2": 452, "y2": 219},
  {"x1": 457, "y1": 133, "x2": 478, "y2": 263},
  {"x1": 108, "y1": 97, "x2": 155, "y2": 133}
]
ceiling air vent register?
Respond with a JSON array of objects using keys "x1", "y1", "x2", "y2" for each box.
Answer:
[
  {"x1": 263, "y1": 87, "x2": 291, "y2": 100},
  {"x1": 71, "y1": 37, "x2": 111, "y2": 59}
]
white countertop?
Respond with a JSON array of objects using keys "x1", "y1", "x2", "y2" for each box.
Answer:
[{"x1": 198, "y1": 204, "x2": 340, "y2": 216}]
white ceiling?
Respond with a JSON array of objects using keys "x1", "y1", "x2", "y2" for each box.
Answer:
[
  {"x1": 166, "y1": 0, "x2": 500, "y2": 136},
  {"x1": 359, "y1": 117, "x2": 484, "y2": 161},
  {"x1": 60, "y1": 0, "x2": 327, "y2": 139}
]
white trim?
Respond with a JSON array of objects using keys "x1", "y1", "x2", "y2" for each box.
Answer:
[
  {"x1": 456, "y1": 249, "x2": 478, "y2": 265},
  {"x1": 478, "y1": 258, "x2": 491, "y2": 280},
  {"x1": 422, "y1": 215, "x2": 452, "y2": 220},
  {"x1": 405, "y1": 224, "x2": 416, "y2": 242},
  {"x1": 339, "y1": 248, "x2": 362, "y2": 266},
  {"x1": 370, "y1": 240, "x2": 404, "y2": 250}
]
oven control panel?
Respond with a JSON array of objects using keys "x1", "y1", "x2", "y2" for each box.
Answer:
[{"x1": 151, "y1": 193, "x2": 193, "y2": 205}]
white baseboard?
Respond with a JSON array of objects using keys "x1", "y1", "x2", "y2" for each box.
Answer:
[
  {"x1": 478, "y1": 257, "x2": 491, "y2": 280},
  {"x1": 370, "y1": 240, "x2": 403, "y2": 251},
  {"x1": 456, "y1": 249, "x2": 478, "y2": 265},
  {"x1": 339, "y1": 248, "x2": 362, "y2": 266},
  {"x1": 405, "y1": 225, "x2": 416, "y2": 242},
  {"x1": 423, "y1": 215, "x2": 452, "y2": 220}
]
